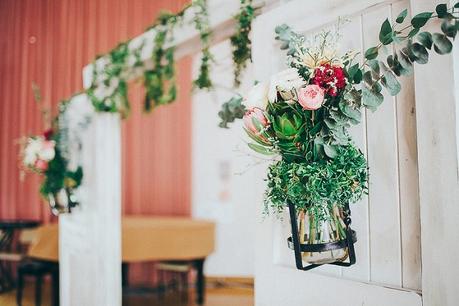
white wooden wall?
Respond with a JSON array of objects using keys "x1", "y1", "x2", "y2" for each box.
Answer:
[
  {"x1": 268, "y1": 0, "x2": 421, "y2": 290},
  {"x1": 253, "y1": 0, "x2": 426, "y2": 305},
  {"x1": 192, "y1": 40, "x2": 259, "y2": 276}
]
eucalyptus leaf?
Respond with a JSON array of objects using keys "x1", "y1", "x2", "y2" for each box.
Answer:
[
  {"x1": 417, "y1": 32, "x2": 433, "y2": 49},
  {"x1": 379, "y1": 19, "x2": 393, "y2": 45},
  {"x1": 362, "y1": 86, "x2": 384, "y2": 112},
  {"x1": 397, "y1": 50, "x2": 413, "y2": 75},
  {"x1": 380, "y1": 62, "x2": 401, "y2": 95},
  {"x1": 411, "y1": 12, "x2": 433, "y2": 28},
  {"x1": 410, "y1": 43, "x2": 429, "y2": 64},
  {"x1": 368, "y1": 59, "x2": 380, "y2": 79},
  {"x1": 436, "y1": 3, "x2": 448, "y2": 18},
  {"x1": 408, "y1": 27, "x2": 420, "y2": 38},
  {"x1": 432, "y1": 33, "x2": 453, "y2": 54},
  {"x1": 441, "y1": 19, "x2": 457, "y2": 38},
  {"x1": 365, "y1": 47, "x2": 379, "y2": 60},
  {"x1": 396, "y1": 9, "x2": 408, "y2": 24}
]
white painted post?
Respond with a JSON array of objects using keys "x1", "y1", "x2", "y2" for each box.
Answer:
[
  {"x1": 410, "y1": 1, "x2": 459, "y2": 305},
  {"x1": 59, "y1": 96, "x2": 122, "y2": 306}
]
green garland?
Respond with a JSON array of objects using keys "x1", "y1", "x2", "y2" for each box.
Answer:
[
  {"x1": 230, "y1": 0, "x2": 256, "y2": 87},
  {"x1": 192, "y1": 0, "x2": 214, "y2": 89},
  {"x1": 144, "y1": 10, "x2": 185, "y2": 111}
]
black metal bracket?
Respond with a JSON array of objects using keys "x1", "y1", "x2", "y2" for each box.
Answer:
[{"x1": 286, "y1": 201, "x2": 356, "y2": 271}]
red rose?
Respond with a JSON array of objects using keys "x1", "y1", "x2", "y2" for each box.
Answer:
[
  {"x1": 312, "y1": 64, "x2": 347, "y2": 97},
  {"x1": 43, "y1": 128, "x2": 53, "y2": 140}
]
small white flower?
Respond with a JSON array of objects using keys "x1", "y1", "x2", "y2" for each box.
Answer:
[
  {"x1": 23, "y1": 138, "x2": 43, "y2": 166},
  {"x1": 268, "y1": 68, "x2": 306, "y2": 102},
  {"x1": 38, "y1": 140, "x2": 56, "y2": 161},
  {"x1": 245, "y1": 82, "x2": 269, "y2": 109}
]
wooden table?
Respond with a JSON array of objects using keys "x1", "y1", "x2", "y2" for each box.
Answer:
[
  {"x1": 0, "y1": 220, "x2": 40, "y2": 292},
  {"x1": 28, "y1": 216, "x2": 215, "y2": 304}
]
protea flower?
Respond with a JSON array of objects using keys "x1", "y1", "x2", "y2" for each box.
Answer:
[{"x1": 243, "y1": 107, "x2": 271, "y2": 145}]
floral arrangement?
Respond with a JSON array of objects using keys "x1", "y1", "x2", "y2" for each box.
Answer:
[
  {"x1": 219, "y1": 2, "x2": 458, "y2": 228},
  {"x1": 21, "y1": 95, "x2": 83, "y2": 211}
]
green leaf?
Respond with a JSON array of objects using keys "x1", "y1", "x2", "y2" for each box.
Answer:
[
  {"x1": 368, "y1": 60, "x2": 380, "y2": 79},
  {"x1": 362, "y1": 87, "x2": 384, "y2": 112},
  {"x1": 408, "y1": 27, "x2": 420, "y2": 38},
  {"x1": 432, "y1": 33, "x2": 453, "y2": 54},
  {"x1": 339, "y1": 102, "x2": 361, "y2": 123},
  {"x1": 410, "y1": 43, "x2": 429, "y2": 64},
  {"x1": 363, "y1": 71, "x2": 374, "y2": 86},
  {"x1": 436, "y1": 4, "x2": 448, "y2": 18},
  {"x1": 324, "y1": 144, "x2": 338, "y2": 159},
  {"x1": 353, "y1": 69, "x2": 363, "y2": 84},
  {"x1": 397, "y1": 50, "x2": 413, "y2": 75},
  {"x1": 365, "y1": 47, "x2": 379, "y2": 60},
  {"x1": 379, "y1": 19, "x2": 393, "y2": 45},
  {"x1": 411, "y1": 12, "x2": 433, "y2": 28},
  {"x1": 396, "y1": 9, "x2": 408, "y2": 24},
  {"x1": 455, "y1": 2, "x2": 459, "y2": 8},
  {"x1": 441, "y1": 20, "x2": 457, "y2": 38},
  {"x1": 417, "y1": 32, "x2": 433, "y2": 49},
  {"x1": 380, "y1": 63, "x2": 401, "y2": 96},
  {"x1": 248, "y1": 143, "x2": 274, "y2": 155}
]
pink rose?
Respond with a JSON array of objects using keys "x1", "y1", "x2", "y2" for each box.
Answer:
[
  {"x1": 297, "y1": 85, "x2": 325, "y2": 110},
  {"x1": 34, "y1": 159, "x2": 48, "y2": 171},
  {"x1": 243, "y1": 107, "x2": 269, "y2": 134}
]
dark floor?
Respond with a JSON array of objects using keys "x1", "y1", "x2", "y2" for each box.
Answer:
[{"x1": 0, "y1": 280, "x2": 254, "y2": 306}]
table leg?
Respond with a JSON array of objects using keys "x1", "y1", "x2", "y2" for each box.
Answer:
[
  {"x1": 122, "y1": 263, "x2": 129, "y2": 288},
  {"x1": 0, "y1": 229, "x2": 14, "y2": 293},
  {"x1": 193, "y1": 258, "x2": 205, "y2": 305}
]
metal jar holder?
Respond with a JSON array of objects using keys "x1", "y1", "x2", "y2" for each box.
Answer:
[
  {"x1": 287, "y1": 200, "x2": 357, "y2": 271},
  {"x1": 48, "y1": 188, "x2": 79, "y2": 216}
]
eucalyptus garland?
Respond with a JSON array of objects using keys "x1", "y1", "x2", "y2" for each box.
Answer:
[{"x1": 230, "y1": 0, "x2": 256, "y2": 87}]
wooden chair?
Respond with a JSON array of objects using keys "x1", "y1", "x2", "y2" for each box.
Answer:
[{"x1": 16, "y1": 260, "x2": 59, "y2": 306}]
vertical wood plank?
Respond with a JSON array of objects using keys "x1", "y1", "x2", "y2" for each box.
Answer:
[
  {"x1": 341, "y1": 15, "x2": 371, "y2": 282},
  {"x1": 390, "y1": 1, "x2": 422, "y2": 291},
  {"x1": 362, "y1": 5, "x2": 402, "y2": 287}
]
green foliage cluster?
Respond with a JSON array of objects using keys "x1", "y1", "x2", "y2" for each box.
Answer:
[
  {"x1": 87, "y1": 43, "x2": 130, "y2": 118},
  {"x1": 40, "y1": 147, "x2": 83, "y2": 197},
  {"x1": 355, "y1": 3, "x2": 459, "y2": 112},
  {"x1": 192, "y1": 0, "x2": 214, "y2": 90},
  {"x1": 230, "y1": 0, "x2": 256, "y2": 87},
  {"x1": 144, "y1": 10, "x2": 185, "y2": 111},
  {"x1": 218, "y1": 95, "x2": 246, "y2": 128},
  {"x1": 265, "y1": 145, "x2": 367, "y2": 219}
]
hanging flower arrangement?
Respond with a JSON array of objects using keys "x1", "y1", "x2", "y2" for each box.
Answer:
[{"x1": 219, "y1": 2, "x2": 459, "y2": 269}]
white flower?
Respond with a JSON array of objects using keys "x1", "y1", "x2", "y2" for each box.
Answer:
[
  {"x1": 38, "y1": 140, "x2": 56, "y2": 161},
  {"x1": 244, "y1": 82, "x2": 269, "y2": 109},
  {"x1": 23, "y1": 138, "x2": 42, "y2": 166},
  {"x1": 268, "y1": 68, "x2": 306, "y2": 102}
]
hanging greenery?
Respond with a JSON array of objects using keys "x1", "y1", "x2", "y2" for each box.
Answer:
[
  {"x1": 230, "y1": 0, "x2": 256, "y2": 87},
  {"x1": 218, "y1": 1, "x2": 459, "y2": 221},
  {"x1": 144, "y1": 10, "x2": 186, "y2": 111},
  {"x1": 192, "y1": 0, "x2": 215, "y2": 89}
]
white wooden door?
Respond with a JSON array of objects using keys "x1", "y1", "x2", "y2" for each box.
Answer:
[{"x1": 253, "y1": 1, "x2": 423, "y2": 305}]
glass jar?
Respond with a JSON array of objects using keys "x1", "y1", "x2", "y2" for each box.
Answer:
[
  {"x1": 298, "y1": 205, "x2": 349, "y2": 264},
  {"x1": 48, "y1": 188, "x2": 78, "y2": 216}
]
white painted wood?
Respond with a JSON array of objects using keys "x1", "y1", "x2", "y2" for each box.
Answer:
[
  {"x1": 363, "y1": 4, "x2": 402, "y2": 287},
  {"x1": 191, "y1": 40, "x2": 260, "y2": 276},
  {"x1": 59, "y1": 95, "x2": 122, "y2": 306},
  {"x1": 409, "y1": 1, "x2": 459, "y2": 305},
  {"x1": 252, "y1": 0, "x2": 423, "y2": 304}
]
